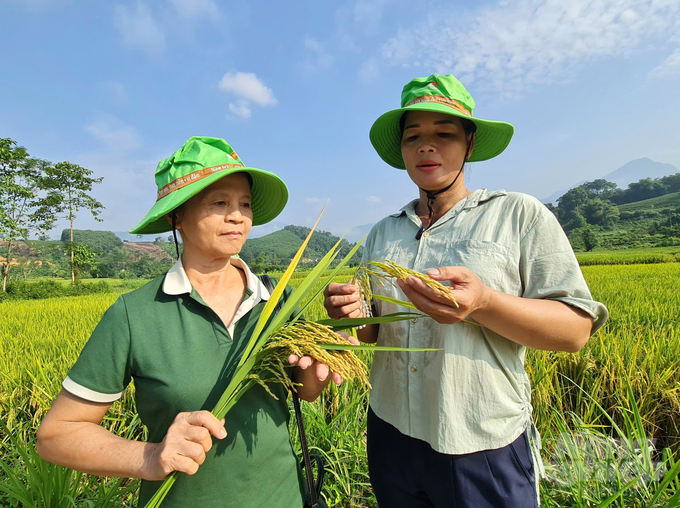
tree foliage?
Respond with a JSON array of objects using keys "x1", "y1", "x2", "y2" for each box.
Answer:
[
  {"x1": 69, "y1": 243, "x2": 97, "y2": 281},
  {"x1": 60, "y1": 229, "x2": 123, "y2": 253},
  {"x1": 551, "y1": 172, "x2": 680, "y2": 250},
  {"x1": 42, "y1": 162, "x2": 104, "y2": 283},
  {"x1": 0, "y1": 139, "x2": 57, "y2": 291}
]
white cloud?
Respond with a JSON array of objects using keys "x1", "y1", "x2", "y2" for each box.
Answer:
[
  {"x1": 113, "y1": 2, "x2": 165, "y2": 56},
  {"x1": 228, "y1": 102, "x2": 251, "y2": 119},
  {"x1": 218, "y1": 72, "x2": 277, "y2": 106},
  {"x1": 168, "y1": 0, "x2": 220, "y2": 20},
  {"x1": 649, "y1": 47, "x2": 680, "y2": 79},
  {"x1": 372, "y1": 0, "x2": 680, "y2": 93},
  {"x1": 305, "y1": 197, "x2": 322, "y2": 204},
  {"x1": 219, "y1": 72, "x2": 277, "y2": 119},
  {"x1": 366, "y1": 196, "x2": 381, "y2": 203},
  {"x1": 102, "y1": 81, "x2": 128, "y2": 104},
  {"x1": 85, "y1": 116, "x2": 141, "y2": 152}
]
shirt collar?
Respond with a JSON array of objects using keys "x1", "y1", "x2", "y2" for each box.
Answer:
[
  {"x1": 162, "y1": 256, "x2": 271, "y2": 302},
  {"x1": 391, "y1": 188, "x2": 507, "y2": 223}
]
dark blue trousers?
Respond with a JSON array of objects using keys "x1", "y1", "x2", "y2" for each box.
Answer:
[{"x1": 367, "y1": 408, "x2": 538, "y2": 508}]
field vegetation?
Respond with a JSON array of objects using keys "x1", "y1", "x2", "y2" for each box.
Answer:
[
  {"x1": 548, "y1": 174, "x2": 680, "y2": 252},
  {"x1": 1, "y1": 255, "x2": 680, "y2": 506}
]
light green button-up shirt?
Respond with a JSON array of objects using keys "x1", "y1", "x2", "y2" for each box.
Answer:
[{"x1": 364, "y1": 189, "x2": 608, "y2": 457}]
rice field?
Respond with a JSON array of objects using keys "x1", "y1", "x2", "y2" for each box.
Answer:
[{"x1": 1, "y1": 262, "x2": 680, "y2": 506}]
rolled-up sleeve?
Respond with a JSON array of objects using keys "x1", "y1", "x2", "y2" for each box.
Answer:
[{"x1": 519, "y1": 209, "x2": 609, "y2": 335}]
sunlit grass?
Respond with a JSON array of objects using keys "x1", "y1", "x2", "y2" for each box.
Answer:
[{"x1": 2, "y1": 262, "x2": 680, "y2": 506}]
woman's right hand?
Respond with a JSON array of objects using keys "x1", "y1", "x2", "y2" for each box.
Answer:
[
  {"x1": 323, "y1": 281, "x2": 363, "y2": 320},
  {"x1": 143, "y1": 411, "x2": 227, "y2": 481}
]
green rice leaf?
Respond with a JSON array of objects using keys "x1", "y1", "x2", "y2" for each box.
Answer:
[
  {"x1": 250, "y1": 232, "x2": 356, "y2": 354},
  {"x1": 237, "y1": 205, "x2": 327, "y2": 366},
  {"x1": 372, "y1": 293, "x2": 418, "y2": 310},
  {"x1": 295, "y1": 237, "x2": 366, "y2": 319},
  {"x1": 319, "y1": 344, "x2": 440, "y2": 352},
  {"x1": 315, "y1": 312, "x2": 423, "y2": 330}
]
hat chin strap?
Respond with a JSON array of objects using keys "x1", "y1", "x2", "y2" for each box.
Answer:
[
  {"x1": 172, "y1": 212, "x2": 181, "y2": 259},
  {"x1": 415, "y1": 170, "x2": 461, "y2": 240},
  {"x1": 415, "y1": 140, "x2": 472, "y2": 241}
]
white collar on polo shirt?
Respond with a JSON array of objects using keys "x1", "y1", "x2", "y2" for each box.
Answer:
[{"x1": 162, "y1": 256, "x2": 271, "y2": 303}]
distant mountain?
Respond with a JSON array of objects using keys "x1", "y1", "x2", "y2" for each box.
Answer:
[
  {"x1": 542, "y1": 158, "x2": 679, "y2": 204},
  {"x1": 602, "y1": 158, "x2": 678, "y2": 188}
]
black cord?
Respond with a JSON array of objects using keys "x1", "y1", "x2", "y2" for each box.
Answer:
[
  {"x1": 415, "y1": 137, "x2": 473, "y2": 240},
  {"x1": 260, "y1": 274, "x2": 322, "y2": 508},
  {"x1": 171, "y1": 212, "x2": 180, "y2": 259}
]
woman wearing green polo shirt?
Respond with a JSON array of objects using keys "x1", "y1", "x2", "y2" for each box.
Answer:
[
  {"x1": 324, "y1": 75, "x2": 609, "y2": 507},
  {"x1": 37, "y1": 136, "x2": 345, "y2": 507}
]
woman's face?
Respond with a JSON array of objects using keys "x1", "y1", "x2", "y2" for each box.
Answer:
[
  {"x1": 400, "y1": 110, "x2": 474, "y2": 191},
  {"x1": 175, "y1": 172, "x2": 253, "y2": 261}
]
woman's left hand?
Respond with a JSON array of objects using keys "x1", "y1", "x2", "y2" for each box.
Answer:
[
  {"x1": 397, "y1": 266, "x2": 493, "y2": 324},
  {"x1": 288, "y1": 331, "x2": 360, "y2": 386}
]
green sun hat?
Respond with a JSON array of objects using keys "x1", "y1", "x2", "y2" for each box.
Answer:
[
  {"x1": 130, "y1": 136, "x2": 288, "y2": 235},
  {"x1": 369, "y1": 74, "x2": 515, "y2": 169}
]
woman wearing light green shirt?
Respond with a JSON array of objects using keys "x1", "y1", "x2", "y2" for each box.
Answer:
[{"x1": 324, "y1": 74, "x2": 608, "y2": 507}]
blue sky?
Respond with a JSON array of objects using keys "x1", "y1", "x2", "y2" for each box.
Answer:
[{"x1": 2, "y1": 0, "x2": 679, "y2": 241}]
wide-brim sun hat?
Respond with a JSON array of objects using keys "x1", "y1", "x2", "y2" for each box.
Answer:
[
  {"x1": 130, "y1": 136, "x2": 288, "y2": 235},
  {"x1": 369, "y1": 74, "x2": 515, "y2": 169}
]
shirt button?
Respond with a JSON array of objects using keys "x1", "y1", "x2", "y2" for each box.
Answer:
[
  {"x1": 410, "y1": 365, "x2": 418, "y2": 373},
  {"x1": 411, "y1": 318, "x2": 418, "y2": 323},
  {"x1": 422, "y1": 232, "x2": 430, "y2": 237}
]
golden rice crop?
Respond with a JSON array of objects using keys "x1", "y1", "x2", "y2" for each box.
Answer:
[
  {"x1": 3, "y1": 256, "x2": 680, "y2": 507},
  {"x1": 353, "y1": 259, "x2": 458, "y2": 310},
  {"x1": 263, "y1": 321, "x2": 370, "y2": 391}
]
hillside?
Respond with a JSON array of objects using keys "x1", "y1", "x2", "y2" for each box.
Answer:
[
  {"x1": 239, "y1": 230, "x2": 304, "y2": 263},
  {"x1": 542, "y1": 158, "x2": 679, "y2": 204},
  {"x1": 0, "y1": 237, "x2": 173, "y2": 281},
  {"x1": 122, "y1": 242, "x2": 173, "y2": 261},
  {"x1": 239, "y1": 226, "x2": 362, "y2": 267},
  {"x1": 618, "y1": 191, "x2": 680, "y2": 213},
  {"x1": 553, "y1": 186, "x2": 680, "y2": 251}
]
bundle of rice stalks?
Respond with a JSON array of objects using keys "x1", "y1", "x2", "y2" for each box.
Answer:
[{"x1": 256, "y1": 322, "x2": 371, "y2": 394}]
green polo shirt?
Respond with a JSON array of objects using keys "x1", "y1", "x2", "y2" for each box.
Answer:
[{"x1": 64, "y1": 258, "x2": 305, "y2": 508}]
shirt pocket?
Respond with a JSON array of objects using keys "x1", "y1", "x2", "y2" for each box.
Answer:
[{"x1": 443, "y1": 240, "x2": 521, "y2": 295}]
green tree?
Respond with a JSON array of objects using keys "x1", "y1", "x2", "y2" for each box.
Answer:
[
  {"x1": 624, "y1": 178, "x2": 666, "y2": 203},
  {"x1": 582, "y1": 199, "x2": 620, "y2": 227},
  {"x1": 659, "y1": 173, "x2": 680, "y2": 194},
  {"x1": 0, "y1": 139, "x2": 56, "y2": 291},
  {"x1": 581, "y1": 226, "x2": 600, "y2": 251},
  {"x1": 557, "y1": 186, "x2": 591, "y2": 215},
  {"x1": 561, "y1": 210, "x2": 587, "y2": 233},
  {"x1": 582, "y1": 179, "x2": 618, "y2": 198},
  {"x1": 42, "y1": 162, "x2": 104, "y2": 284},
  {"x1": 70, "y1": 243, "x2": 97, "y2": 280}
]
